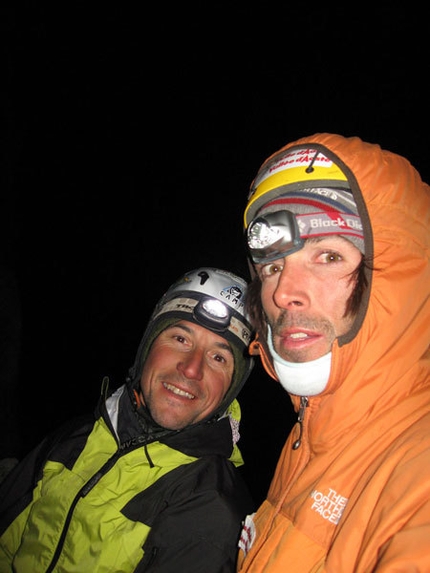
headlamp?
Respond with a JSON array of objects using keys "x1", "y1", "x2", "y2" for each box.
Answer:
[
  {"x1": 247, "y1": 210, "x2": 304, "y2": 264},
  {"x1": 193, "y1": 297, "x2": 231, "y2": 331}
]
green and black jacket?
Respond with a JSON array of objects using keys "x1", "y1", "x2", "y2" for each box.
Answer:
[{"x1": 0, "y1": 383, "x2": 255, "y2": 572}]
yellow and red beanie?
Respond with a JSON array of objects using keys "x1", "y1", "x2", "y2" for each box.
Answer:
[{"x1": 244, "y1": 146, "x2": 364, "y2": 261}]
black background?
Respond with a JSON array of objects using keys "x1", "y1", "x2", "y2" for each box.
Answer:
[{"x1": 2, "y1": 5, "x2": 428, "y2": 504}]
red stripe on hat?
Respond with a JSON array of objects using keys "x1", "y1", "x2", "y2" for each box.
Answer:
[{"x1": 263, "y1": 197, "x2": 338, "y2": 213}]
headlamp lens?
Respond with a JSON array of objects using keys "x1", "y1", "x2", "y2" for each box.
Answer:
[
  {"x1": 247, "y1": 210, "x2": 304, "y2": 264},
  {"x1": 201, "y1": 299, "x2": 229, "y2": 320},
  {"x1": 193, "y1": 297, "x2": 231, "y2": 331}
]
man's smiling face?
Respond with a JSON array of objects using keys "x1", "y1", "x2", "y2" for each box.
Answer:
[{"x1": 139, "y1": 321, "x2": 234, "y2": 429}]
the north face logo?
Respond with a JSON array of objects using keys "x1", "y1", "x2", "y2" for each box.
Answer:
[{"x1": 310, "y1": 488, "x2": 348, "y2": 525}]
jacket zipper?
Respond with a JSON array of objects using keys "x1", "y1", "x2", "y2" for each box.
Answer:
[{"x1": 292, "y1": 396, "x2": 308, "y2": 450}]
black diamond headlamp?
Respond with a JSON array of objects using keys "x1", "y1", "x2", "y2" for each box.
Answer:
[{"x1": 247, "y1": 210, "x2": 304, "y2": 264}]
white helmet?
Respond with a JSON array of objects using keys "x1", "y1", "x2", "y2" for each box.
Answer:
[{"x1": 151, "y1": 267, "x2": 252, "y2": 351}]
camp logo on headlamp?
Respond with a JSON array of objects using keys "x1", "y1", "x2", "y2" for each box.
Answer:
[{"x1": 219, "y1": 284, "x2": 245, "y2": 310}]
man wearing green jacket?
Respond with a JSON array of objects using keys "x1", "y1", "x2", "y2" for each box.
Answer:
[{"x1": 0, "y1": 267, "x2": 255, "y2": 572}]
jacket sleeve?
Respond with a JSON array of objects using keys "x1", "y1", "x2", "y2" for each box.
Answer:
[
  {"x1": 0, "y1": 435, "x2": 54, "y2": 535},
  {"x1": 0, "y1": 433, "x2": 57, "y2": 568},
  {"x1": 0, "y1": 414, "x2": 94, "y2": 536},
  {"x1": 131, "y1": 457, "x2": 255, "y2": 573}
]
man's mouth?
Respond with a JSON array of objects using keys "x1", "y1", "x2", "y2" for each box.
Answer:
[
  {"x1": 288, "y1": 332, "x2": 311, "y2": 339},
  {"x1": 278, "y1": 329, "x2": 320, "y2": 351},
  {"x1": 163, "y1": 382, "x2": 195, "y2": 400}
]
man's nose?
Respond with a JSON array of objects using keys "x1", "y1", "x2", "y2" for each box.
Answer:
[
  {"x1": 273, "y1": 257, "x2": 311, "y2": 309},
  {"x1": 177, "y1": 348, "x2": 204, "y2": 380}
]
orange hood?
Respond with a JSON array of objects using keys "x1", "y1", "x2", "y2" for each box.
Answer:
[{"x1": 248, "y1": 133, "x2": 429, "y2": 431}]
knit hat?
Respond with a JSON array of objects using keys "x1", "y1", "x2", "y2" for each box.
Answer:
[
  {"x1": 245, "y1": 146, "x2": 364, "y2": 261},
  {"x1": 127, "y1": 267, "x2": 254, "y2": 420}
]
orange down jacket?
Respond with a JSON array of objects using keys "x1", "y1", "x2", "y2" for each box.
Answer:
[{"x1": 237, "y1": 133, "x2": 430, "y2": 572}]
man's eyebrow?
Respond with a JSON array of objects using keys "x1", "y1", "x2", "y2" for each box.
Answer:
[
  {"x1": 306, "y1": 236, "x2": 351, "y2": 245},
  {"x1": 166, "y1": 323, "x2": 192, "y2": 335},
  {"x1": 166, "y1": 323, "x2": 234, "y2": 355},
  {"x1": 215, "y1": 341, "x2": 234, "y2": 356}
]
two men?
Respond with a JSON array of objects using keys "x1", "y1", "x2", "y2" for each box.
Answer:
[
  {"x1": 238, "y1": 133, "x2": 430, "y2": 571},
  {"x1": 0, "y1": 267, "x2": 255, "y2": 572}
]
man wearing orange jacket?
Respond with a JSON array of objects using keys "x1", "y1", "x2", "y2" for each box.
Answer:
[{"x1": 237, "y1": 133, "x2": 430, "y2": 572}]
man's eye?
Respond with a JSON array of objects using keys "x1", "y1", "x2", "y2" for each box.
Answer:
[
  {"x1": 259, "y1": 263, "x2": 283, "y2": 278},
  {"x1": 173, "y1": 335, "x2": 186, "y2": 343},
  {"x1": 321, "y1": 252, "x2": 343, "y2": 263}
]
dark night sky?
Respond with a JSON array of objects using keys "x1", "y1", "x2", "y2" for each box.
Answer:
[{"x1": 2, "y1": 5, "x2": 428, "y2": 502}]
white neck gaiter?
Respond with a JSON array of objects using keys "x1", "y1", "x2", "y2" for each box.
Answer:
[{"x1": 267, "y1": 326, "x2": 332, "y2": 396}]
